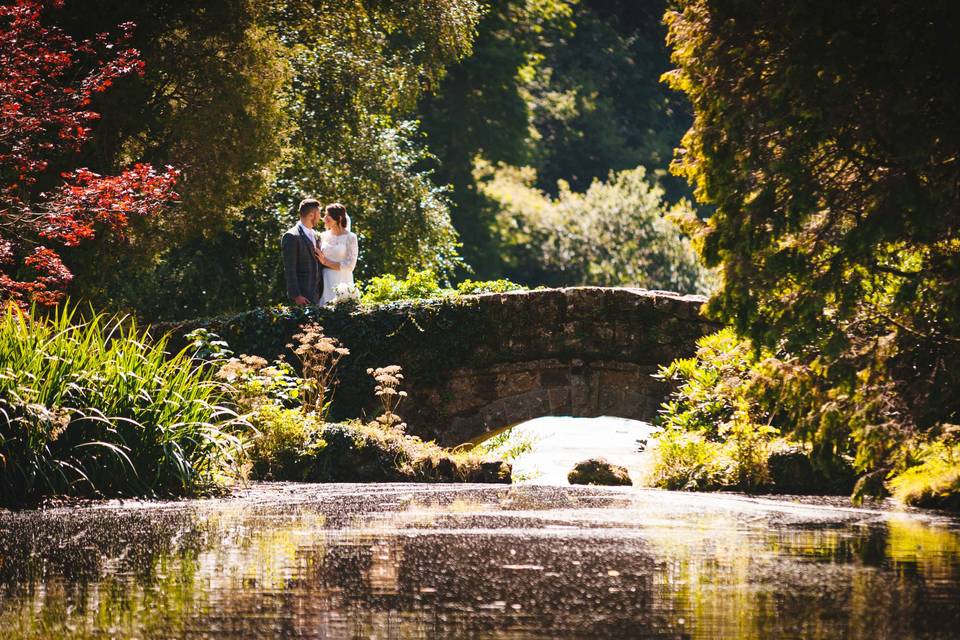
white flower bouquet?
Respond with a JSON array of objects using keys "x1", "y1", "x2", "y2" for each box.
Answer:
[{"x1": 332, "y1": 283, "x2": 360, "y2": 305}]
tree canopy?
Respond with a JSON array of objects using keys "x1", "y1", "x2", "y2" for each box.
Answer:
[
  {"x1": 664, "y1": 0, "x2": 960, "y2": 483},
  {"x1": 419, "y1": 0, "x2": 693, "y2": 276},
  {"x1": 0, "y1": 0, "x2": 178, "y2": 307}
]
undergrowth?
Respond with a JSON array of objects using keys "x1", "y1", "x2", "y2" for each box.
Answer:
[{"x1": 0, "y1": 305, "x2": 243, "y2": 506}]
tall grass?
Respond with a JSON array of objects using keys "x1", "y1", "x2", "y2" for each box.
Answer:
[{"x1": 0, "y1": 304, "x2": 243, "y2": 506}]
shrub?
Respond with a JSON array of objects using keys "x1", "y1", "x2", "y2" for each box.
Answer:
[
  {"x1": 648, "y1": 430, "x2": 735, "y2": 491},
  {"x1": 653, "y1": 328, "x2": 867, "y2": 497},
  {"x1": 243, "y1": 410, "x2": 509, "y2": 484},
  {"x1": 361, "y1": 268, "x2": 443, "y2": 304},
  {"x1": 475, "y1": 161, "x2": 715, "y2": 293},
  {"x1": 455, "y1": 279, "x2": 526, "y2": 295},
  {"x1": 889, "y1": 439, "x2": 960, "y2": 510},
  {"x1": 245, "y1": 405, "x2": 324, "y2": 480},
  {"x1": 215, "y1": 355, "x2": 300, "y2": 413},
  {"x1": 0, "y1": 305, "x2": 242, "y2": 505},
  {"x1": 653, "y1": 329, "x2": 777, "y2": 491},
  {"x1": 222, "y1": 329, "x2": 512, "y2": 485},
  {"x1": 360, "y1": 268, "x2": 526, "y2": 304}
]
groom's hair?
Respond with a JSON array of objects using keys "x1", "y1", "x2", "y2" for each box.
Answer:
[{"x1": 298, "y1": 198, "x2": 321, "y2": 217}]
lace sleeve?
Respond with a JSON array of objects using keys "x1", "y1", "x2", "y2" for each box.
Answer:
[{"x1": 339, "y1": 233, "x2": 358, "y2": 272}]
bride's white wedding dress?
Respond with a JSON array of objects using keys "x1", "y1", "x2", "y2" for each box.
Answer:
[{"x1": 318, "y1": 229, "x2": 358, "y2": 305}]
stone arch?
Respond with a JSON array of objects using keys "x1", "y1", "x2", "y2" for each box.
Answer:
[{"x1": 162, "y1": 287, "x2": 718, "y2": 446}]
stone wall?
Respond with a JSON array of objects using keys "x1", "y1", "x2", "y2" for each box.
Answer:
[{"x1": 159, "y1": 287, "x2": 718, "y2": 446}]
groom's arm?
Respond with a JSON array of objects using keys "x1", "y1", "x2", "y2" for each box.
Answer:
[{"x1": 281, "y1": 233, "x2": 302, "y2": 302}]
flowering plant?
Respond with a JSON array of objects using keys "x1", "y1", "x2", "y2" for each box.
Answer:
[{"x1": 332, "y1": 283, "x2": 360, "y2": 306}]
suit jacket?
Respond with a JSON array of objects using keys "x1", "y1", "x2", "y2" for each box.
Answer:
[{"x1": 281, "y1": 225, "x2": 323, "y2": 304}]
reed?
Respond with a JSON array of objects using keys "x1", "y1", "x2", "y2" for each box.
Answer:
[{"x1": 0, "y1": 304, "x2": 243, "y2": 506}]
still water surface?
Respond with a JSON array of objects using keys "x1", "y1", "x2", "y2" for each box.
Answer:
[{"x1": 1, "y1": 481, "x2": 959, "y2": 639}]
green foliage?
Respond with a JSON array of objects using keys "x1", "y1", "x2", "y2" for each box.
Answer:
[
  {"x1": 0, "y1": 304, "x2": 243, "y2": 506},
  {"x1": 215, "y1": 354, "x2": 301, "y2": 413},
  {"x1": 455, "y1": 278, "x2": 526, "y2": 295},
  {"x1": 58, "y1": 1, "x2": 293, "y2": 315},
  {"x1": 185, "y1": 327, "x2": 234, "y2": 363},
  {"x1": 215, "y1": 322, "x2": 511, "y2": 484},
  {"x1": 361, "y1": 268, "x2": 444, "y2": 305},
  {"x1": 652, "y1": 329, "x2": 776, "y2": 492},
  {"x1": 419, "y1": 0, "x2": 693, "y2": 276},
  {"x1": 269, "y1": 1, "x2": 484, "y2": 283},
  {"x1": 243, "y1": 404, "x2": 509, "y2": 484},
  {"x1": 889, "y1": 439, "x2": 960, "y2": 510},
  {"x1": 648, "y1": 430, "x2": 735, "y2": 491},
  {"x1": 472, "y1": 426, "x2": 538, "y2": 462},
  {"x1": 663, "y1": 0, "x2": 960, "y2": 493},
  {"x1": 245, "y1": 404, "x2": 324, "y2": 481},
  {"x1": 656, "y1": 329, "x2": 756, "y2": 438},
  {"x1": 57, "y1": 1, "x2": 482, "y2": 320},
  {"x1": 360, "y1": 268, "x2": 525, "y2": 304},
  {"x1": 477, "y1": 162, "x2": 713, "y2": 292},
  {"x1": 654, "y1": 329, "x2": 869, "y2": 497}
]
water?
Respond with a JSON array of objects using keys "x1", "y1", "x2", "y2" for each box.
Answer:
[
  {"x1": 499, "y1": 416, "x2": 656, "y2": 484},
  {"x1": 1, "y1": 483, "x2": 959, "y2": 639}
]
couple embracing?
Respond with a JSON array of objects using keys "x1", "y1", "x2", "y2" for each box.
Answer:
[{"x1": 281, "y1": 198, "x2": 359, "y2": 306}]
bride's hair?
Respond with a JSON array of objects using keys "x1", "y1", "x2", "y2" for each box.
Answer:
[{"x1": 325, "y1": 203, "x2": 348, "y2": 230}]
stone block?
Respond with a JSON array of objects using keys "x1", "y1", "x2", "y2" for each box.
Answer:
[
  {"x1": 539, "y1": 367, "x2": 570, "y2": 388},
  {"x1": 548, "y1": 387, "x2": 571, "y2": 414},
  {"x1": 495, "y1": 370, "x2": 539, "y2": 397}
]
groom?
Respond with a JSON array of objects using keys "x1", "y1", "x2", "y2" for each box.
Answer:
[{"x1": 281, "y1": 198, "x2": 324, "y2": 305}]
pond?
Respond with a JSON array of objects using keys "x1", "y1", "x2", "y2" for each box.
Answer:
[{"x1": 2, "y1": 480, "x2": 959, "y2": 639}]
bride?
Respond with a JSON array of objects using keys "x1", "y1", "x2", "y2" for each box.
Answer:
[{"x1": 314, "y1": 202, "x2": 358, "y2": 304}]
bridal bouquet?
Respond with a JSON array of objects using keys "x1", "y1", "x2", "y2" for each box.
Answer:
[{"x1": 332, "y1": 283, "x2": 360, "y2": 305}]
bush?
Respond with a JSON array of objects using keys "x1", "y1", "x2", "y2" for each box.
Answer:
[
  {"x1": 653, "y1": 329, "x2": 777, "y2": 492},
  {"x1": 245, "y1": 404, "x2": 324, "y2": 480},
  {"x1": 224, "y1": 330, "x2": 513, "y2": 484},
  {"x1": 889, "y1": 439, "x2": 960, "y2": 510},
  {"x1": 361, "y1": 268, "x2": 444, "y2": 304},
  {"x1": 476, "y1": 161, "x2": 715, "y2": 293},
  {"x1": 648, "y1": 430, "x2": 735, "y2": 491},
  {"x1": 653, "y1": 328, "x2": 871, "y2": 497},
  {"x1": 455, "y1": 279, "x2": 526, "y2": 296},
  {"x1": 360, "y1": 268, "x2": 526, "y2": 305},
  {"x1": 243, "y1": 410, "x2": 510, "y2": 484},
  {"x1": 0, "y1": 305, "x2": 242, "y2": 506}
]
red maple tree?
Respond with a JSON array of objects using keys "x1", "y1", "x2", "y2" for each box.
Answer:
[{"x1": 0, "y1": 0, "x2": 179, "y2": 307}]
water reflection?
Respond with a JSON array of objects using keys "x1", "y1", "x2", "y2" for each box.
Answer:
[{"x1": 1, "y1": 484, "x2": 959, "y2": 639}]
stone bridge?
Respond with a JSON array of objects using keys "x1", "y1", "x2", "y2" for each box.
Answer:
[{"x1": 162, "y1": 288, "x2": 717, "y2": 446}]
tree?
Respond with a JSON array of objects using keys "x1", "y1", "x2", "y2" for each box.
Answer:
[
  {"x1": 48, "y1": 1, "x2": 291, "y2": 313},
  {"x1": 664, "y1": 0, "x2": 960, "y2": 484},
  {"x1": 47, "y1": 0, "x2": 481, "y2": 320},
  {"x1": 267, "y1": 0, "x2": 483, "y2": 280},
  {"x1": 0, "y1": 0, "x2": 177, "y2": 308},
  {"x1": 477, "y1": 161, "x2": 712, "y2": 292},
  {"x1": 418, "y1": 0, "x2": 579, "y2": 273},
  {"x1": 419, "y1": 0, "x2": 694, "y2": 278}
]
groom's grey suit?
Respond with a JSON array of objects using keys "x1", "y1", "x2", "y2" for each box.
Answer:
[{"x1": 281, "y1": 225, "x2": 323, "y2": 304}]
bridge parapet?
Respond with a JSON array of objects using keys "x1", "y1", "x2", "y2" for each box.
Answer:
[{"x1": 160, "y1": 287, "x2": 718, "y2": 445}]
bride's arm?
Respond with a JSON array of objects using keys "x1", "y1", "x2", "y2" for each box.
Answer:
[{"x1": 339, "y1": 234, "x2": 358, "y2": 272}]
